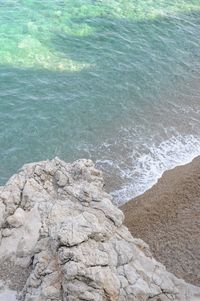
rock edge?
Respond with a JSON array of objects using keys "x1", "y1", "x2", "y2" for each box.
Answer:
[{"x1": 0, "y1": 157, "x2": 199, "y2": 301}]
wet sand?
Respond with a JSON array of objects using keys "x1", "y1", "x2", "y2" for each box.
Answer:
[{"x1": 121, "y1": 156, "x2": 200, "y2": 286}]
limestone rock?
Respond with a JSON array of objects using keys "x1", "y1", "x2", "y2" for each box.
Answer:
[
  {"x1": 7, "y1": 208, "x2": 25, "y2": 228},
  {"x1": 0, "y1": 157, "x2": 199, "y2": 301}
]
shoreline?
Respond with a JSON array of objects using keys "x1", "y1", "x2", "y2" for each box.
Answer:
[
  {"x1": 108, "y1": 134, "x2": 200, "y2": 205},
  {"x1": 121, "y1": 155, "x2": 200, "y2": 286}
]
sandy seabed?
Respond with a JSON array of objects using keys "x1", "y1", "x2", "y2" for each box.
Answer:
[{"x1": 122, "y1": 156, "x2": 200, "y2": 286}]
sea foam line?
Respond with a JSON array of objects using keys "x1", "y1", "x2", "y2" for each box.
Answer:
[{"x1": 104, "y1": 134, "x2": 200, "y2": 206}]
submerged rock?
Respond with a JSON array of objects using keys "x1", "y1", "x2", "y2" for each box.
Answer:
[{"x1": 0, "y1": 157, "x2": 199, "y2": 301}]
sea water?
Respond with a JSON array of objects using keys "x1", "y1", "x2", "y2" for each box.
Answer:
[{"x1": 0, "y1": 0, "x2": 200, "y2": 204}]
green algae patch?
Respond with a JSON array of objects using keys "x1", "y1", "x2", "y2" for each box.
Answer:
[
  {"x1": 1, "y1": 34, "x2": 91, "y2": 71},
  {"x1": 0, "y1": 0, "x2": 199, "y2": 71}
]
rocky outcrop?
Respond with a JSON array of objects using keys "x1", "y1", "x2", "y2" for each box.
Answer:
[{"x1": 0, "y1": 158, "x2": 199, "y2": 301}]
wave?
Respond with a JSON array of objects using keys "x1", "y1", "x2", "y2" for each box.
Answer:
[{"x1": 97, "y1": 134, "x2": 200, "y2": 206}]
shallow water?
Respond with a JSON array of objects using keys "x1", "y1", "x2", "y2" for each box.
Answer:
[{"x1": 0, "y1": 0, "x2": 200, "y2": 204}]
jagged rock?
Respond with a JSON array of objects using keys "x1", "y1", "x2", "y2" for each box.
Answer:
[{"x1": 0, "y1": 157, "x2": 199, "y2": 301}]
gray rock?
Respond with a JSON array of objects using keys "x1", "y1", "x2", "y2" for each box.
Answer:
[
  {"x1": 0, "y1": 158, "x2": 199, "y2": 301},
  {"x1": 7, "y1": 208, "x2": 25, "y2": 228}
]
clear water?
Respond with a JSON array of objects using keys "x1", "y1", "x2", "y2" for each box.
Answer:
[{"x1": 0, "y1": 0, "x2": 200, "y2": 204}]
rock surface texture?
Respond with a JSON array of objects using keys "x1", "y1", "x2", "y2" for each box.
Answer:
[{"x1": 0, "y1": 158, "x2": 199, "y2": 301}]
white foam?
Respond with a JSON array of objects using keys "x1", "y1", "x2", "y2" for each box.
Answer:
[{"x1": 107, "y1": 134, "x2": 200, "y2": 205}]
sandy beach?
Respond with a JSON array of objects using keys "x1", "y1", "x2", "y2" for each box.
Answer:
[{"x1": 121, "y1": 156, "x2": 200, "y2": 286}]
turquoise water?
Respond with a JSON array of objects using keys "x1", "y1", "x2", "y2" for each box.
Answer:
[{"x1": 0, "y1": 0, "x2": 200, "y2": 204}]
